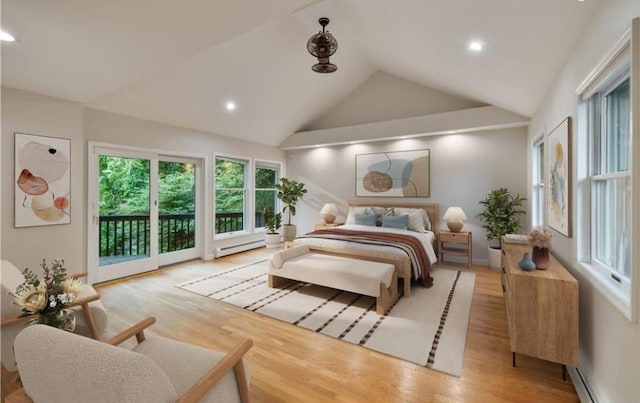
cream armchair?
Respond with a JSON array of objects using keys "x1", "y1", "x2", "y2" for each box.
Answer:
[
  {"x1": 1, "y1": 259, "x2": 108, "y2": 374},
  {"x1": 9, "y1": 318, "x2": 252, "y2": 403}
]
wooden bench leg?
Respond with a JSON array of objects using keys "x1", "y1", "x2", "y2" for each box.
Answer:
[
  {"x1": 376, "y1": 272, "x2": 398, "y2": 315},
  {"x1": 268, "y1": 274, "x2": 293, "y2": 288}
]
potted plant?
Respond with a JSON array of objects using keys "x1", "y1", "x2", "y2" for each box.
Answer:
[
  {"x1": 275, "y1": 177, "x2": 307, "y2": 241},
  {"x1": 262, "y1": 207, "x2": 282, "y2": 248},
  {"x1": 476, "y1": 187, "x2": 526, "y2": 271}
]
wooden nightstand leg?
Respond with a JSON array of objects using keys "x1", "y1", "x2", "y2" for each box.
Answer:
[
  {"x1": 562, "y1": 365, "x2": 567, "y2": 381},
  {"x1": 512, "y1": 352, "x2": 516, "y2": 367}
]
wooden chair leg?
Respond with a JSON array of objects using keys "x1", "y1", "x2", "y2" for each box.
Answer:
[
  {"x1": 234, "y1": 361, "x2": 250, "y2": 403},
  {"x1": 80, "y1": 302, "x2": 101, "y2": 340}
]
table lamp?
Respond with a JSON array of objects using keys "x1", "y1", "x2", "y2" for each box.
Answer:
[
  {"x1": 320, "y1": 203, "x2": 338, "y2": 223},
  {"x1": 443, "y1": 206, "x2": 467, "y2": 232}
]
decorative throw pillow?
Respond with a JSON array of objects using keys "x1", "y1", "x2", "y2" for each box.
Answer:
[
  {"x1": 394, "y1": 208, "x2": 425, "y2": 232},
  {"x1": 354, "y1": 213, "x2": 377, "y2": 226},
  {"x1": 422, "y1": 209, "x2": 432, "y2": 231},
  {"x1": 345, "y1": 207, "x2": 368, "y2": 225},
  {"x1": 366, "y1": 207, "x2": 394, "y2": 226},
  {"x1": 382, "y1": 214, "x2": 409, "y2": 230}
]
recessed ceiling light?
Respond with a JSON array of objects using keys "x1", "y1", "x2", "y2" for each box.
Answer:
[
  {"x1": 468, "y1": 40, "x2": 483, "y2": 52},
  {"x1": 0, "y1": 30, "x2": 16, "y2": 42},
  {"x1": 225, "y1": 101, "x2": 236, "y2": 111}
]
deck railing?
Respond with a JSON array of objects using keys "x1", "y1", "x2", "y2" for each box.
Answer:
[{"x1": 99, "y1": 212, "x2": 265, "y2": 257}]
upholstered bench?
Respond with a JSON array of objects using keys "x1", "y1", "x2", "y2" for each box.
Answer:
[{"x1": 268, "y1": 245, "x2": 398, "y2": 315}]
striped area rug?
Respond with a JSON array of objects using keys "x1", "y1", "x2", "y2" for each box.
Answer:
[{"x1": 176, "y1": 260, "x2": 475, "y2": 377}]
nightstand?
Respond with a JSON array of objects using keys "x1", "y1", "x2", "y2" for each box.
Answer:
[
  {"x1": 439, "y1": 230, "x2": 472, "y2": 269},
  {"x1": 314, "y1": 222, "x2": 344, "y2": 230}
]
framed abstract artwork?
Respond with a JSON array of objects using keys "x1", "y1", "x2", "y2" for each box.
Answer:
[
  {"x1": 355, "y1": 149, "x2": 430, "y2": 197},
  {"x1": 547, "y1": 117, "x2": 571, "y2": 237},
  {"x1": 15, "y1": 133, "x2": 71, "y2": 227}
]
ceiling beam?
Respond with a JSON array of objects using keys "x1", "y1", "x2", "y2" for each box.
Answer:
[{"x1": 279, "y1": 106, "x2": 529, "y2": 150}]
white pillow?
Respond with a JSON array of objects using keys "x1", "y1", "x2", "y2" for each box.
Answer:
[
  {"x1": 345, "y1": 207, "x2": 368, "y2": 225},
  {"x1": 422, "y1": 209, "x2": 432, "y2": 231}
]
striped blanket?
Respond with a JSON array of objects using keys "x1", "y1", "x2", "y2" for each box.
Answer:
[{"x1": 297, "y1": 228, "x2": 433, "y2": 287}]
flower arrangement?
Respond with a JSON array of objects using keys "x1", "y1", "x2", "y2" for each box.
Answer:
[
  {"x1": 528, "y1": 227, "x2": 553, "y2": 249},
  {"x1": 12, "y1": 259, "x2": 82, "y2": 318}
]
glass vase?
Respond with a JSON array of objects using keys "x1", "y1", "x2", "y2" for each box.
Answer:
[{"x1": 27, "y1": 309, "x2": 76, "y2": 332}]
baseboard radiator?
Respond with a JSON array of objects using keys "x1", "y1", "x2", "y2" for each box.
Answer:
[
  {"x1": 215, "y1": 239, "x2": 265, "y2": 258},
  {"x1": 567, "y1": 367, "x2": 598, "y2": 403}
]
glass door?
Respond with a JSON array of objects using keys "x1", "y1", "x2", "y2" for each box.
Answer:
[
  {"x1": 94, "y1": 150, "x2": 158, "y2": 282},
  {"x1": 157, "y1": 157, "x2": 200, "y2": 266},
  {"x1": 89, "y1": 147, "x2": 202, "y2": 283}
]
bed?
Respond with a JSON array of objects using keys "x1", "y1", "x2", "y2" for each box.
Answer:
[{"x1": 292, "y1": 202, "x2": 439, "y2": 296}]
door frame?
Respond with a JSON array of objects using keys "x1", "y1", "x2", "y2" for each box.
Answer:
[{"x1": 87, "y1": 142, "x2": 210, "y2": 284}]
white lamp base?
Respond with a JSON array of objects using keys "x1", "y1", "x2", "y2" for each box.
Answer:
[{"x1": 447, "y1": 220, "x2": 463, "y2": 232}]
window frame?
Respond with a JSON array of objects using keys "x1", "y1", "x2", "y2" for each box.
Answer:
[
  {"x1": 253, "y1": 160, "x2": 282, "y2": 233},
  {"x1": 531, "y1": 136, "x2": 545, "y2": 228},
  {"x1": 213, "y1": 154, "x2": 250, "y2": 239},
  {"x1": 575, "y1": 19, "x2": 639, "y2": 322}
]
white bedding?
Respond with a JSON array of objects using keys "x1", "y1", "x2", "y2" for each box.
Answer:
[{"x1": 295, "y1": 224, "x2": 438, "y2": 278}]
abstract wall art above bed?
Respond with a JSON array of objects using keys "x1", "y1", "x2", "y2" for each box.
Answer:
[
  {"x1": 14, "y1": 132, "x2": 71, "y2": 227},
  {"x1": 355, "y1": 149, "x2": 430, "y2": 197}
]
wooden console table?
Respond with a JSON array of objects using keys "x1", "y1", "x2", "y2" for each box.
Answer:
[{"x1": 501, "y1": 242, "x2": 578, "y2": 379}]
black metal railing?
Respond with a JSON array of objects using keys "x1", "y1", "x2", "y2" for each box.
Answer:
[{"x1": 99, "y1": 212, "x2": 266, "y2": 257}]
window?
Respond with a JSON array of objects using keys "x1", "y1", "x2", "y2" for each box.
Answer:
[
  {"x1": 215, "y1": 156, "x2": 248, "y2": 235},
  {"x1": 531, "y1": 138, "x2": 545, "y2": 227},
  {"x1": 590, "y1": 77, "x2": 631, "y2": 280},
  {"x1": 254, "y1": 162, "x2": 280, "y2": 229},
  {"x1": 576, "y1": 20, "x2": 637, "y2": 321}
]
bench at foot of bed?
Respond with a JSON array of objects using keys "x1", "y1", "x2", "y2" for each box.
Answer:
[{"x1": 268, "y1": 245, "x2": 398, "y2": 315}]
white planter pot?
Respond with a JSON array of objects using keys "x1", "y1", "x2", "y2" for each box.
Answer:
[
  {"x1": 488, "y1": 247, "x2": 502, "y2": 271},
  {"x1": 282, "y1": 225, "x2": 297, "y2": 242},
  {"x1": 265, "y1": 233, "x2": 282, "y2": 248}
]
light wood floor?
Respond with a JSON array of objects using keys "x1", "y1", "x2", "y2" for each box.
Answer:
[{"x1": 3, "y1": 248, "x2": 579, "y2": 402}]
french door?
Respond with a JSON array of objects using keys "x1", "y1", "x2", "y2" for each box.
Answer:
[{"x1": 89, "y1": 145, "x2": 202, "y2": 283}]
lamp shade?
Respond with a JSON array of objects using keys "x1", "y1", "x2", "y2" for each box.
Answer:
[
  {"x1": 443, "y1": 207, "x2": 467, "y2": 221},
  {"x1": 443, "y1": 207, "x2": 467, "y2": 232},
  {"x1": 320, "y1": 203, "x2": 338, "y2": 223}
]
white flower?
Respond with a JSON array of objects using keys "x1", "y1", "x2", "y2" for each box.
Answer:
[{"x1": 62, "y1": 277, "x2": 83, "y2": 298}]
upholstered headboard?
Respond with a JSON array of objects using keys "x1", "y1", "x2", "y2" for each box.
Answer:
[{"x1": 347, "y1": 201, "x2": 439, "y2": 237}]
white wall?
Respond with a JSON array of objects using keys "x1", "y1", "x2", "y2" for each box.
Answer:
[
  {"x1": 2, "y1": 87, "x2": 286, "y2": 275},
  {"x1": 286, "y1": 128, "x2": 528, "y2": 264},
  {"x1": 303, "y1": 71, "x2": 483, "y2": 131},
  {"x1": 1, "y1": 87, "x2": 85, "y2": 273},
  {"x1": 527, "y1": 1, "x2": 640, "y2": 402}
]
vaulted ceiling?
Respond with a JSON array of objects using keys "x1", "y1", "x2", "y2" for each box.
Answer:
[{"x1": 1, "y1": 0, "x2": 600, "y2": 146}]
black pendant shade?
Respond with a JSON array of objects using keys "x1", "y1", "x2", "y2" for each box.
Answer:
[{"x1": 307, "y1": 17, "x2": 338, "y2": 73}]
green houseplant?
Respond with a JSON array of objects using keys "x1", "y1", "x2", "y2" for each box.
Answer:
[
  {"x1": 262, "y1": 207, "x2": 282, "y2": 248},
  {"x1": 275, "y1": 178, "x2": 307, "y2": 241},
  {"x1": 476, "y1": 187, "x2": 526, "y2": 270}
]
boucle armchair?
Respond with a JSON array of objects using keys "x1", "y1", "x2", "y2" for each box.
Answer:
[
  {"x1": 9, "y1": 317, "x2": 252, "y2": 403},
  {"x1": 1, "y1": 259, "x2": 108, "y2": 374}
]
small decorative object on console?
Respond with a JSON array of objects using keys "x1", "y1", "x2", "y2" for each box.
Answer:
[
  {"x1": 528, "y1": 228, "x2": 552, "y2": 270},
  {"x1": 518, "y1": 253, "x2": 536, "y2": 271}
]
